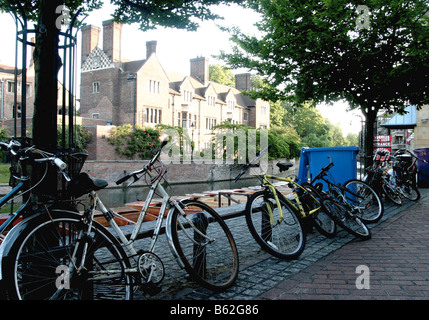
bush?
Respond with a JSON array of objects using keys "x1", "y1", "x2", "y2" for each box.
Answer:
[{"x1": 108, "y1": 125, "x2": 161, "y2": 159}]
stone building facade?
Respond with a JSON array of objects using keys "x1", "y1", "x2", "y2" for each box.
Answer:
[{"x1": 79, "y1": 20, "x2": 270, "y2": 159}]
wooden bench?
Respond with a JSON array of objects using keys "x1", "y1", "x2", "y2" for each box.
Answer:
[{"x1": 112, "y1": 202, "x2": 248, "y2": 241}]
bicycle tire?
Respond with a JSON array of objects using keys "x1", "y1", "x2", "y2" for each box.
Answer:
[
  {"x1": 400, "y1": 182, "x2": 420, "y2": 201},
  {"x1": 300, "y1": 183, "x2": 336, "y2": 238},
  {"x1": 382, "y1": 183, "x2": 402, "y2": 205},
  {"x1": 0, "y1": 210, "x2": 133, "y2": 300},
  {"x1": 245, "y1": 190, "x2": 306, "y2": 260},
  {"x1": 170, "y1": 199, "x2": 239, "y2": 291},
  {"x1": 322, "y1": 199, "x2": 371, "y2": 240},
  {"x1": 343, "y1": 179, "x2": 384, "y2": 224}
]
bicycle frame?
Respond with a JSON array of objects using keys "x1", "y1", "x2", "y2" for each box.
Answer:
[
  {"x1": 0, "y1": 182, "x2": 28, "y2": 234},
  {"x1": 258, "y1": 173, "x2": 322, "y2": 221},
  {"x1": 81, "y1": 169, "x2": 212, "y2": 274}
]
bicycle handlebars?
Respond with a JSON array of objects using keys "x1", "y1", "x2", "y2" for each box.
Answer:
[
  {"x1": 115, "y1": 139, "x2": 170, "y2": 185},
  {"x1": 311, "y1": 161, "x2": 334, "y2": 183},
  {"x1": 233, "y1": 145, "x2": 271, "y2": 182},
  {"x1": 0, "y1": 139, "x2": 71, "y2": 181}
]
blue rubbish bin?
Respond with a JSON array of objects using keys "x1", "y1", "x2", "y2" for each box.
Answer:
[
  {"x1": 413, "y1": 148, "x2": 429, "y2": 188},
  {"x1": 297, "y1": 146, "x2": 359, "y2": 190}
]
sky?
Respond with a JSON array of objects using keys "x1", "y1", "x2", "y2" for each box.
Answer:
[{"x1": 0, "y1": 2, "x2": 362, "y2": 136}]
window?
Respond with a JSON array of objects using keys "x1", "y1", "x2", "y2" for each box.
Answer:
[
  {"x1": 13, "y1": 103, "x2": 21, "y2": 119},
  {"x1": 206, "y1": 118, "x2": 217, "y2": 130},
  {"x1": 227, "y1": 100, "x2": 234, "y2": 112},
  {"x1": 243, "y1": 112, "x2": 248, "y2": 121},
  {"x1": 146, "y1": 108, "x2": 162, "y2": 124},
  {"x1": 148, "y1": 80, "x2": 160, "y2": 94},
  {"x1": 6, "y1": 81, "x2": 31, "y2": 96},
  {"x1": 92, "y1": 113, "x2": 100, "y2": 119},
  {"x1": 183, "y1": 90, "x2": 192, "y2": 103},
  {"x1": 92, "y1": 82, "x2": 100, "y2": 93},
  {"x1": 208, "y1": 96, "x2": 216, "y2": 107},
  {"x1": 182, "y1": 111, "x2": 188, "y2": 128},
  {"x1": 7, "y1": 81, "x2": 15, "y2": 93}
]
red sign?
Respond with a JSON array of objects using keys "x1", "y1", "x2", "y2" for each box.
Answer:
[{"x1": 374, "y1": 135, "x2": 391, "y2": 153}]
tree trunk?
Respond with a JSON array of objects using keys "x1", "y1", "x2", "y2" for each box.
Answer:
[
  {"x1": 31, "y1": 0, "x2": 62, "y2": 202},
  {"x1": 362, "y1": 107, "x2": 377, "y2": 168},
  {"x1": 32, "y1": 0, "x2": 61, "y2": 151}
]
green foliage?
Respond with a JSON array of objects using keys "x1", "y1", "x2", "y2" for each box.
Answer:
[
  {"x1": 108, "y1": 125, "x2": 161, "y2": 159},
  {"x1": 0, "y1": 128, "x2": 9, "y2": 163},
  {"x1": 209, "y1": 64, "x2": 235, "y2": 86},
  {"x1": 210, "y1": 122, "x2": 301, "y2": 160},
  {"x1": 57, "y1": 125, "x2": 92, "y2": 153},
  {"x1": 111, "y1": 0, "x2": 245, "y2": 31},
  {"x1": 221, "y1": 0, "x2": 429, "y2": 156}
]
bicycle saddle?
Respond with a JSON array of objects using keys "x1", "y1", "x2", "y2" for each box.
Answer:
[
  {"x1": 276, "y1": 162, "x2": 294, "y2": 172},
  {"x1": 69, "y1": 172, "x2": 108, "y2": 197}
]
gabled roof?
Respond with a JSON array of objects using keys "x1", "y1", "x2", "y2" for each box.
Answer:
[
  {"x1": 381, "y1": 105, "x2": 417, "y2": 129},
  {"x1": 122, "y1": 59, "x2": 146, "y2": 73},
  {"x1": 0, "y1": 64, "x2": 21, "y2": 75},
  {"x1": 82, "y1": 47, "x2": 114, "y2": 72}
]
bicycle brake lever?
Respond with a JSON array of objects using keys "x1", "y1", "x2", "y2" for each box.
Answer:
[
  {"x1": 61, "y1": 170, "x2": 71, "y2": 182},
  {"x1": 127, "y1": 173, "x2": 140, "y2": 187}
]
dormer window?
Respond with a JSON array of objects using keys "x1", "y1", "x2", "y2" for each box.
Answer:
[
  {"x1": 227, "y1": 100, "x2": 234, "y2": 112},
  {"x1": 208, "y1": 96, "x2": 216, "y2": 107},
  {"x1": 183, "y1": 90, "x2": 193, "y2": 103}
]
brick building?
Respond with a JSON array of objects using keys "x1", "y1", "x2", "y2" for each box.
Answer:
[
  {"x1": 79, "y1": 20, "x2": 270, "y2": 159},
  {"x1": 0, "y1": 53, "x2": 74, "y2": 137},
  {"x1": 0, "y1": 63, "x2": 35, "y2": 135}
]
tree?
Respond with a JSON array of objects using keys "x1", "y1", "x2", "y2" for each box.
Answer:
[
  {"x1": 0, "y1": 0, "x2": 244, "y2": 198},
  {"x1": 209, "y1": 64, "x2": 235, "y2": 86},
  {"x1": 220, "y1": 0, "x2": 429, "y2": 162}
]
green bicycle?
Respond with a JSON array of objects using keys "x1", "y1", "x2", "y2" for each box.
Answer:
[{"x1": 234, "y1": 146, "x2": 336, "y2": 260}]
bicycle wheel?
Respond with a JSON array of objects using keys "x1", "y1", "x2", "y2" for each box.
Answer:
[
  {"x1": 1, "y1": 210, "x2": 133, "y2": 300},
  {"x1": 170, "y1": 199, "x2": 239, "y2": 291},
  {"x1": 399, "y1": 182, "x2": 420, "y2": 201},
  {"x1": 343, "y1": 179, "x2": 384, "y2": 224},
  {"x1": 382, "y1": 183, "x2": 402, "y2": 205},
  {"x1": 245, "y1": 190, "x2": 306, "y2": 260},
  {"x1": 322, "y1": 199, "x2": 371, "y2": 240},
  {"x1": 300, "y1": 183, "x2": 336, "y2": 238}
]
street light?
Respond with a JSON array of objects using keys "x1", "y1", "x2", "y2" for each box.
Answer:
[{"x1": 190, "y1": 122, "x2": 195, "y2": 161}]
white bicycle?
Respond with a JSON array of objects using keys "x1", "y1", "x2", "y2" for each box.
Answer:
[{"x1": 0, "y1": 140, "x2": 239, "y2": 300}]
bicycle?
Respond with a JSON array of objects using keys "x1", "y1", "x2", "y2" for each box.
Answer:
[
  {"x1": 0, "y1": 139, "x2": 239, "y2": 300},
  {"x1": 307, "y1": 157, "x2": 380, "y2": 240},
  {"x1": 390, "y1": 149, "x2": 425, "y2": 201},
  {"x1": 234, "y1": 146, "x2": 336, "y2": 260},
  {"x1": 363, "y1": 149, "x2": 423, "y2": 205},
  {"x1": 0, "y1": 139, "x2": 75, "y2": 242}
]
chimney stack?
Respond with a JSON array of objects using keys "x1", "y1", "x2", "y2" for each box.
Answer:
[
  {"x1": 102, "y1": 20, "x2": 122, "y2": 62},
  {"x1": 81, "y1": 24, "x2": 101, "y2": 63},
  {"x1": 146, "y1": 40, "x2": 157, "y2": 59},
  {"x1": 235, "y1": 73, "x2": 252, "y2": 92},
  {"x1": 190, "y1": 57, "x2": 209, "y2": 85}
]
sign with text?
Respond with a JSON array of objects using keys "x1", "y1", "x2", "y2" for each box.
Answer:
[{"x1": 374, "y1": 135, "x2": 391, "y2": 153}]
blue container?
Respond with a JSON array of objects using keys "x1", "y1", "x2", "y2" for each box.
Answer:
[
  {"x1": 297, "y1": 146, "x2": 359, "y2": 190},
  {"x1": 413, "y1": 148, "x2": 429, "y2": 188}
]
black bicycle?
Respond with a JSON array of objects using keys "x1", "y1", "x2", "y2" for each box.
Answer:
[
  {"x1": 306, "y1": 157, "x2": 382, "y2": 240},
  {"x1": 0, "y1": 139, "x2": 75, "y2": 242}
]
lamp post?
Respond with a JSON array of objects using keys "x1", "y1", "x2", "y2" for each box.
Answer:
[{"x1": 190, "y1": 122, "x2": 195, "y2": 161}]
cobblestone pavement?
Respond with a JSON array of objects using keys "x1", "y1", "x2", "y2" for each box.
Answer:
[{"x1": 133, "y1": 187, "x2": 429, "y2": 301}]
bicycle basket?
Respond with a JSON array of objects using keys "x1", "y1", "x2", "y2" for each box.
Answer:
[{"x1": 57, "y1": 152, "x2": 88, "y2": 200}]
